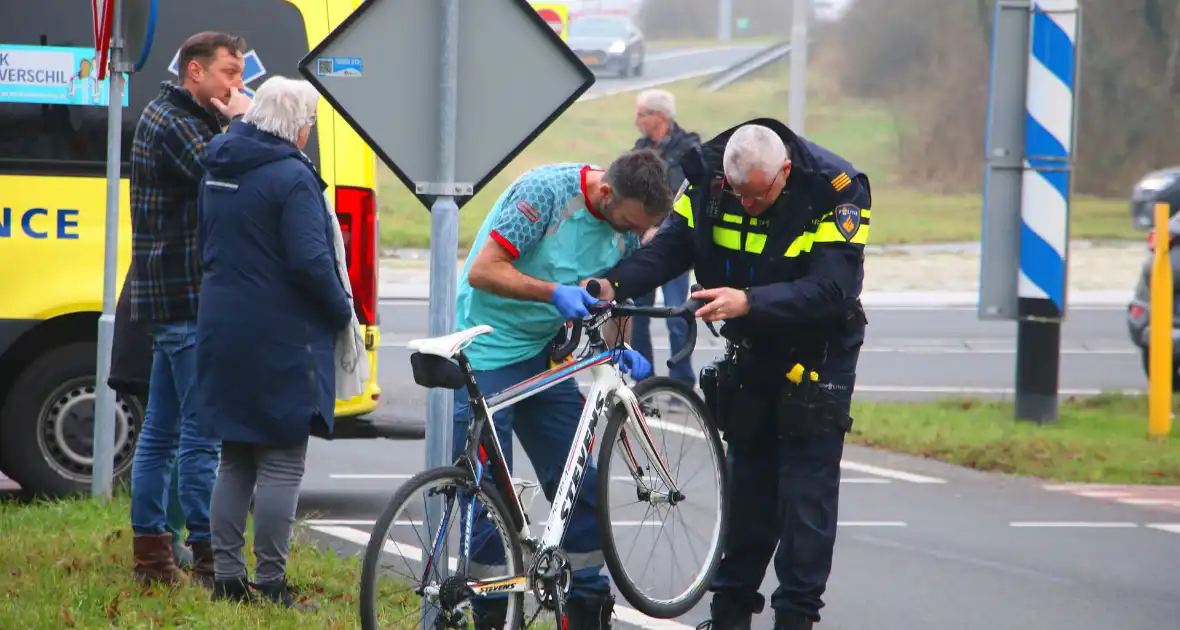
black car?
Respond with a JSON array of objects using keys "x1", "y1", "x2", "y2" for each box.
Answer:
[
  {"x1": 567, "y1": 14, "x2": 645, "y2": 78},
  {"x1": 1129, "y1": 166, "x2": 1180, "y2": 231},
  {"x1": 1125, "y1": 216, "x2": 1180, "y2": 389}
]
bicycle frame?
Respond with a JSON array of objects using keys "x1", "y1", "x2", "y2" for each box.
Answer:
[
  {"x1": 412, "y1": 285, "x2": 710, "y2": 603},
  {"x1": 440, "y1": 340, "x2": 683, "y2": 598}
]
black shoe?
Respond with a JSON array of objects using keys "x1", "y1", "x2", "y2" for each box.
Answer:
[
  {"x1": 566, "y1": 592, "x2": 615, "y2": 630},
  {"x1": 252, "y1": 579, "x2": 317, "y2": 611},
  {"x1": 773, "y1": 610, "x2": 815, "y2": 630},
  {"x1": 211, "y1": 576, "x2": 255, "y2": 604},
  {"x1": 695, "y1": 599, "x2": 753, "y2": 630}
]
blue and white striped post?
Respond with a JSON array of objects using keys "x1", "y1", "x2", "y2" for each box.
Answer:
[{"x1": 1015, "y1": 0, "x2": 1080, "y2": 422}]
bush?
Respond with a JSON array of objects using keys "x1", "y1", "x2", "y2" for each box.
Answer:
[{"x1": 825, "y1": 0, "x2": 1180, "y2": 197}]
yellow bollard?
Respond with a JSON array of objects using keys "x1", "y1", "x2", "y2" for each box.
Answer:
[{"x1": 1148, "y1": 201, "x2": 1174, "y2": 439}]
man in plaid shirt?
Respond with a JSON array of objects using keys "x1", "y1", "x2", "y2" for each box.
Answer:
[{"x1": 128, "y1": 31, "x2": 253, "y2": 588}]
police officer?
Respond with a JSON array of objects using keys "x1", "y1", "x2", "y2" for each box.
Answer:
[{"x1": 582, "y1": 118, "x2": 870, "y2": 630}]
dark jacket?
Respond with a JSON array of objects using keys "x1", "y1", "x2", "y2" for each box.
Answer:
[
  {"x1": 108, "y1": 264, "x2": 153, "y2": 399},
  {"x1": 194, "y1": 121, "x2": 353, "y2": 447},
  {"x1": 606, "y1": 117, "x2": 872, "y2": 372},
  {"x1": 633, "y1": 122, "x2": 702, "y2": 193},
  {"x1": 130, "y1": 83, "x2": 223, "y2": 324}
]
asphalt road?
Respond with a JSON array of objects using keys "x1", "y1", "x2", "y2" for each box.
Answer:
[
  {"x1": 579, "y1": 44, "x2": 769, "y2": 100},
  {"x1": 301, "y1": 428, "x2": 1180, "y2": 630},
  {"x1": 293, "y1": 300, "x2": 1179, "y2": 630}
]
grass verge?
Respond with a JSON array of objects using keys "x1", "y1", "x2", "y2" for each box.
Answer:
[
  {"x1": 0, "y1": 493, "x2": 411, "y2": 629},
  {"x1": 848, "y1": 393, "x2": 1179, "y2": 484},
  {"x1": 376, "y1": 59, "x2": 1132, "y2": 250}
]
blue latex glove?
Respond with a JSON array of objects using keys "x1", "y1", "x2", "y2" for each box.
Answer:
[
  {"x1": 550, "y1": 284, "x2": 599, "y2": 320},
  {"x1": 619, "y1": 349, "x2": 652, "y2": 380}
]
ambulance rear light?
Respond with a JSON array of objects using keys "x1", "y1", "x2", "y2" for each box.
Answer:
[{"x1": 335, "y1": 186, "x2": 378, "y2": 327}]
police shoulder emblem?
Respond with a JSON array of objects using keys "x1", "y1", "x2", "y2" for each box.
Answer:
[{"x1": 834, "y1": 204, "x2": 861, "y2": 241}]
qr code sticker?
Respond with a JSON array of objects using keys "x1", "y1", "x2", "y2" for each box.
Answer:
[{"x1": 317, "y1": 59, "x2": 333, "y2": 75}]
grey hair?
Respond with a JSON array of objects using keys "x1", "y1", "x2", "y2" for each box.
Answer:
[
  {"x1": 242, "y1": 76, "x2": 319, "y2": 144},
  {"x1": 636, "y1": 89, "x2": 676, "y2": 120},
  {"x1": 722, "y1": 124, "x2": 788, "y2": 187}
]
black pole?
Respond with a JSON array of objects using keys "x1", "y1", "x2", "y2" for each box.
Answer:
[{"x1": 1014, "y1": 318, "x2": 1060, "y2": 422}]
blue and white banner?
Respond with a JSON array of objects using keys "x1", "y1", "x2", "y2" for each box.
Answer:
[
  {"x1": 1018, "y1": 0, "x2": 1079, "y2": 319},
  {"x1": 0, "y1": 44, "x2": 128, "y2": 107}
]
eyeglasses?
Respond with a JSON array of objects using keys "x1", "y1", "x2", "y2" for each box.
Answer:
[{"x1": 725, "y1": 170, "x2": 783, "y2": 204}]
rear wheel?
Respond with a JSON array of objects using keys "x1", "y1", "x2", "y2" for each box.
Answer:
[
  {"x1": 360, "y1": 466, "x2": 527, "y2": 630},
  {"x1": 0, "y1": 342, "x2": 142, "y2": 498},
  {"x1": 596, "y1": 376, "x2": 728, "y2": 619}
]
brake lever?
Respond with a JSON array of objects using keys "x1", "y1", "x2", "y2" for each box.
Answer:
[{"x1": 685, "y1": 283, "x2": 721, "y2": 338}]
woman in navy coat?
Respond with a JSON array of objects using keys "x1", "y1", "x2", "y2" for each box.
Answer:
[{"x1": 195, "y1": 76, "x2": 352, "y2": 608}]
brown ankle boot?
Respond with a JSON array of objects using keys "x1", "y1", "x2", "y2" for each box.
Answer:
[
  {"x1": 133, "y1": 533, "x2": 189, "y2": 586},
  {"x1": 189, "y1": 541, "x2": 215, "y2": 589}
]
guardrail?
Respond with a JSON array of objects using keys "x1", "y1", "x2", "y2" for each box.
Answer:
[{"x1": 699, "y1": 40, "x2": 793, "y2": 92}]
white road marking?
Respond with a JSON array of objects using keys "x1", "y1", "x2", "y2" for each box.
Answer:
[
  {"x1": 615, "y1": 418, "x2": 947, "y2": 484},
  {"x1": 309, "y1": 525, "x2": 695, "y2": 630},
  {"x1": 838, "y1": 521, "x2": 907, "y2": 527},
  {"x1": 1146, "y1": 524, "x2": 1180, "y2": 535},
  {"x1": 1075, "y1": 490, "x2": 1132, "y2": 498},
  {"x1": 306, "y1": 518, "x2": 663, "y2": 528},
  {"x1": 306, "y1": 519, "x2": 378, "y2": 526},
  {"x1": 838, "y1": 461, "x2": 946, "y2": 484},
  {"x1": 841, "y1": 477, "x2": 893, "y2": 484},
  {"x1": 330, "y1": 473, "x2": 414, "y2": 480},
  {"x1": 612, "y1": 606, "x2": 695, "y2": 630},
  {"x1": 1117, "y1": 498, "x2": 1180, "y2": 507},
  {"x1": 1009, "y1": 522, "x2": 1139, "y2": 528}
]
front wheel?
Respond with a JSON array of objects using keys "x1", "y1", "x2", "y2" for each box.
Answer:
[{"x1": 596, "y1": 377, "x2": 728, "y2": 619}]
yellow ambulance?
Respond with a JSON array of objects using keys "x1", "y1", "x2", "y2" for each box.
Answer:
[{"x1": 0, "y1": 0, "x2": 384, "y2": 498}]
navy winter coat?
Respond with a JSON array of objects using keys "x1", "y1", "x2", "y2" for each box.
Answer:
[{"x1": 195, "y1": 121, "x2": 353, "y2": 447}]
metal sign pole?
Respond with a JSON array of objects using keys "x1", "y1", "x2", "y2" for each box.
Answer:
[
  {"x1": 788, "y1": 0, "x2": 809, "y2": 134},
  {"x1": 423, "y1": 0, "x2": 460, "y2": 627},
  {"x1": 979, "y1": 0, "x2": 1031, "y2": 322},
  {"x1": 93, "y1": 0, "x2": 125, "y2": 500},
  {"x1": 718, "y1": 0, "x2": 732, "y2": 42}
]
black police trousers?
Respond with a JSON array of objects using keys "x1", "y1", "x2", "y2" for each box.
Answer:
[{"x1": 707, "y1": 368, "x2": 853, "y2": 623}]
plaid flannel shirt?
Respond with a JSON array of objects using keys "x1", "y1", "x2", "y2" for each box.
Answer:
[{"x1": 129, "y1": 83, "x2": 224, "y2": 323}]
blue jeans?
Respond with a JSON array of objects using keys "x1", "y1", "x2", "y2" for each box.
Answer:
[
  {"x1": 451, "y1": 349, "x2": 610, "y2": 600},
  {"x1": 630, "y1": 271, "x2": 695, "y2": 386},
  {"x1": 130, "y1": 321, "x2": 221, "y2": 543}
]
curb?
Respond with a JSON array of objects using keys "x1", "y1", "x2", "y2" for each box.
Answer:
[{"x1": 378, "y1": 285, "x2": 1133, "y2": 307}]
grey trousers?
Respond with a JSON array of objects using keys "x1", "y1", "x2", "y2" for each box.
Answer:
[{"x1": 210, "y1": 439, "x2": 308, "y2": 584}]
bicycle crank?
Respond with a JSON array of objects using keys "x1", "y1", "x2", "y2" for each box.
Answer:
[{"x1": 530, "y1": 547, "x2": 573, "y2": 612}]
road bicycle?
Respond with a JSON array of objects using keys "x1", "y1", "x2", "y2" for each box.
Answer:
[{"x1": 360, "y1": 281, "x2": 729, "y2": 630}]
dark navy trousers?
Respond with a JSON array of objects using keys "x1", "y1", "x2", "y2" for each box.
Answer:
[{"x1": 707, "y1": 359, "x2": 855, "y2": 623}]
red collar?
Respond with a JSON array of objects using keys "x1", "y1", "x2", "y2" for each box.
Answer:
[{"x1": 579, "y1": 165, "x2": 606, "y2": 221}]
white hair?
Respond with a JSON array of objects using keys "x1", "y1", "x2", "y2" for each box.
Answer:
[
  {"x1": 242, "y1": 76, "x2": 320, "y2": 144},
  {"x1": 636, "y1": 89, "x2": 676, "y2": 120},
  {"x1": 722, "y1": 124, "x2": 789, "y2": 186}
]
